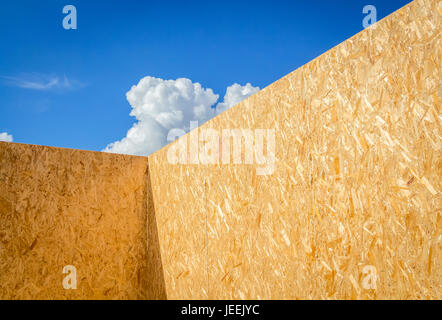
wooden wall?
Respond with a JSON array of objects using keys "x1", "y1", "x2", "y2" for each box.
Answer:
[
  {"x1": 148, "y1": 0, "x2": 441, "y2": 299},
  {"x1": 0, "y1": 142, "x2": 165, "y2": 299}
]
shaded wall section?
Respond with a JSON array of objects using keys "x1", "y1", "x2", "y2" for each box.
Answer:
[
  {"x1": 0, "y1": 142, "x2": 165, "y2": 299},
  {"x1": 148, "y1": 0, "x2": 441, "y2": 299}
]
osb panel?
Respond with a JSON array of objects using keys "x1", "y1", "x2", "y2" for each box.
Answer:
[
  {"x1": 0, "y1": 142, "x2": 155, "y2": 299},
  {"x1": 147, "y1": 161, "x2": 209, "y2": 299},
  {"x1": 149, "y1": 0, "x2": 441, "y2": 299}
]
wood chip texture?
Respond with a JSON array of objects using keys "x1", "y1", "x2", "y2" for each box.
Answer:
[
  {"x1": 0, "y1": 143, "x2": 158, "y2": 299},
  {"x1": 148, "y1": 0, "x2": 441, "y2": 299}
]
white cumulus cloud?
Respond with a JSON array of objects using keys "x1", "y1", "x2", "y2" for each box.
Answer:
[
  {"x1": 215, "y1": 82, "x2": 260, "y2": 114},
  {"x1": 0, "y1": 132, "x2": 13, "y2": 142},
  {"x1": 103, "y1": 76, "x2": 259, "y2": 156}
]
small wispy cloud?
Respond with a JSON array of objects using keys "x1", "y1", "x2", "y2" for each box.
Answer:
[
  {"x1": 0, "y1": 73, "x2": 85, "y2": 91},
  {"x1": 0, "y1": 132, "x2": 13, "y2": 142}
]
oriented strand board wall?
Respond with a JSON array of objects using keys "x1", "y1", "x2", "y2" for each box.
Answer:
[
  {"x1": 0, "y1": 142, "x2": 163, "y2": 299},
  {"x1": 148, "y1": 0, "x2": 441, "y2": 299}
]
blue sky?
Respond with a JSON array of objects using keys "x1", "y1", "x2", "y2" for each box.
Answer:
[{"x1": 0, "y1": 0, "x2": 412, "y2": 154}]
